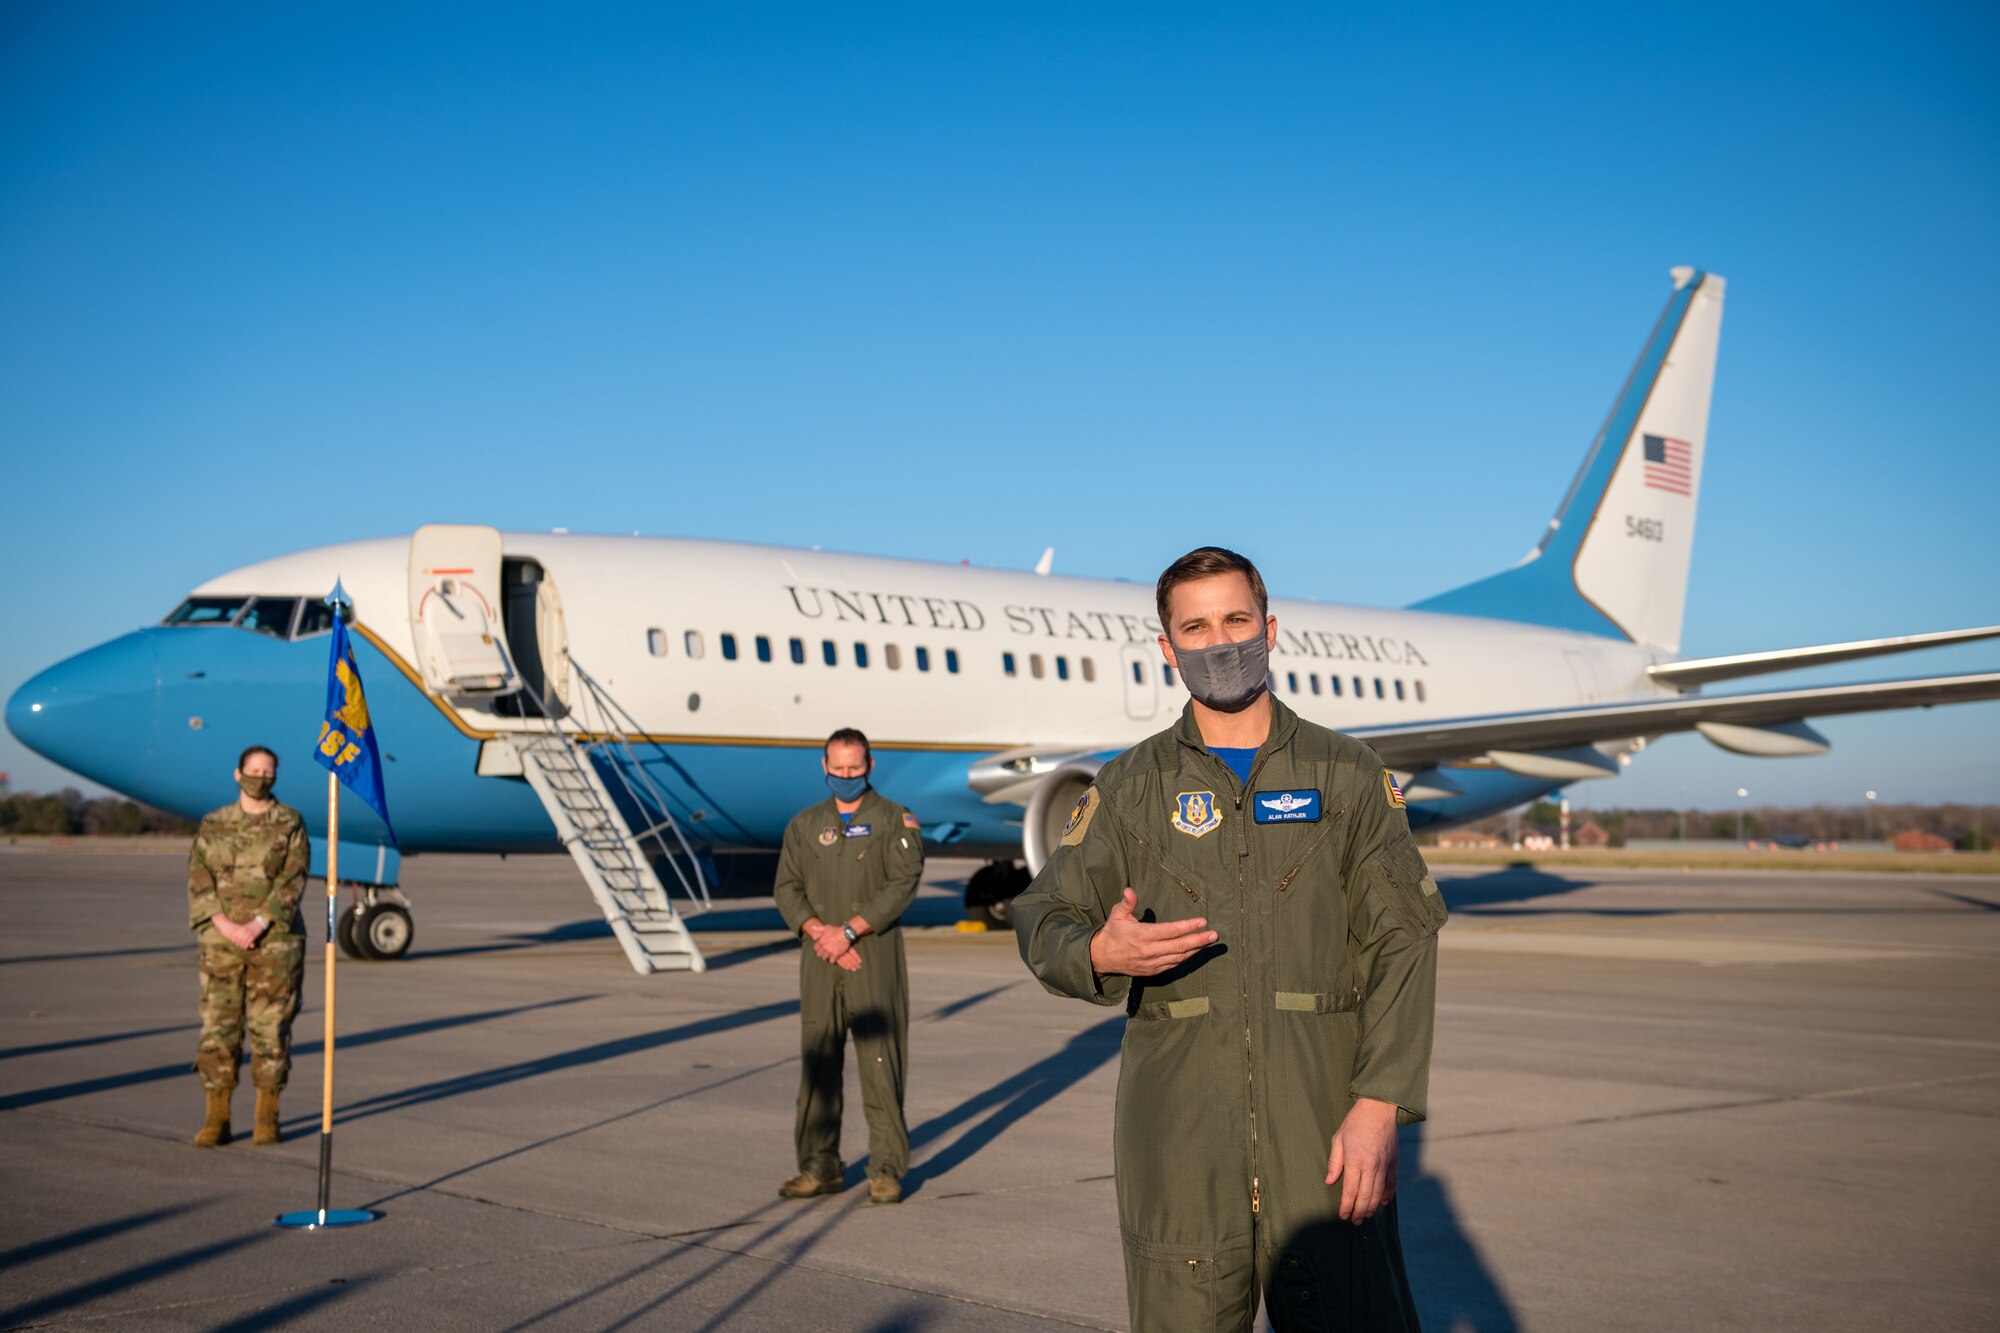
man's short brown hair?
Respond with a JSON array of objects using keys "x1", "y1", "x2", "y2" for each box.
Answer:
[
  {"x1": 1155, "y1": 547, "x2": 1269, "y2": 633},
  {"x1": 824, "y1": 727, "x2": 871, "y2": 765},
  {"x1": 237, "y1": 745, "x2": 278, "y2": 770}
]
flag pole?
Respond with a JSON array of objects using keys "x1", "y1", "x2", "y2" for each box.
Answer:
[
  {"x1": 319, "y1": 769, "x2": 338, "y2": 1219},
  {"x1": 276, "y1": 584, "x2": 378, "y2": 1230}
]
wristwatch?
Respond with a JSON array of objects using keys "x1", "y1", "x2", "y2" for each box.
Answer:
[{"x1": 842, "y1": 924, "x2": 859, "y2": 944}]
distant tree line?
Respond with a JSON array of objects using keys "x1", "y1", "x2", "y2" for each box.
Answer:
[
  {"x1": 0, "y1": 787, "x2": 198, "y2": 837},
  {"x1": 1472, "y1": 801, "x2": 1998, "y2": 851}
]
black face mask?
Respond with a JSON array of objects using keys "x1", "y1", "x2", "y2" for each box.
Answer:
[{"x1": 1173, "y1": 633, "x2": 1271, "y2": 712}]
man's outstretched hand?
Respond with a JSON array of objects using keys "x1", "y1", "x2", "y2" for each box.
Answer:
[{"x1": 1088, "y1": 888, "x2": 1218, "y2": 978}]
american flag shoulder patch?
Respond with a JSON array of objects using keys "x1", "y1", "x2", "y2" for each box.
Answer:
[{"x1": 1382, "y1": 771, "x2": 1406, "y2": 809}]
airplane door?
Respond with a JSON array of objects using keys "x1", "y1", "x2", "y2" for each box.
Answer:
[
  {"x1": 1121, "y1": 643, "x2": 1158, "y2": 721},
  {"x1": 499, "y1": 557, "x2": 570, "y2": 716},
  {"x1": 408, "y1": 525, "x2": 516, "y2": 696}
]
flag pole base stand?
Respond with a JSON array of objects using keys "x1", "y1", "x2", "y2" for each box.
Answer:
[{"x1": 274, "y1": 1208, "x2": 381, "y2": 1230}]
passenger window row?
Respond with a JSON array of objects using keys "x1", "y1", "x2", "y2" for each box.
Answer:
[
  {"x1": 643, "y1": 628, "x2": 1426, "y2": 703},
  {"x1": 1277, "y1": 669, "x2": 1427, "y2": 703},
  {"x1": 1000, "y1": 652, "x2": 1100, "y2": 683},
  {"x1": 646, "y1": 629, "x2": 961, "y2": 675}
]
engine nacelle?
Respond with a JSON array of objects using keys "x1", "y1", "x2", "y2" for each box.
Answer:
[{"x1": 1021, "y1": 760, "x2": 1106, "y2": 875}]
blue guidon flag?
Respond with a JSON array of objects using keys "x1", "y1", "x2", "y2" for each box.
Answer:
[{"x1": 313, "y1": 583, "x2": 396, "y2": 844}]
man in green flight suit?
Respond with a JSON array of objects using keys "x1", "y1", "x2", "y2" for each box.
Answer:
[
  {"x1": 774, "y1": 727, "x2": 926, "y2": 1205},
  {"x1": 187, "y1": 744, "x2": 311, "y2": 1148},
  {"x1": 1013, "y1": 547, "x2": 1448, "y2": 1332}
]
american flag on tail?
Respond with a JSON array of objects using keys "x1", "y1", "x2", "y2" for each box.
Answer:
[{"x1": 1642, "y1": 434, "x2": 1693, "y2": 495}]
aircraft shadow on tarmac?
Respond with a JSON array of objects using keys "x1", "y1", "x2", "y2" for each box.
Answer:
[
  {"x1": 0, "y1": 1214, "x2": 380, "y2": 1333},
  {"x1": 0, "y1": 1206, "x2": 274, "y2": 1329},
  {"x1": 1436, "y1": 863, "x2": 1597, "y2": 915},
  {"x1": 308, "y1": 998, "x2": 801, "y2": 1131},
  {"x1": 0, "y1": 943, "x2": 187, "y2": 966},
  {"x1": 0, "y1": 997, "x2": 601, "y2": 1114}
]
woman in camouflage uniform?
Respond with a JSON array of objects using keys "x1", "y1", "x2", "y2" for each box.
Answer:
[{"x1": 187, "y1": 744, "x2": 309, "y2": 1147}]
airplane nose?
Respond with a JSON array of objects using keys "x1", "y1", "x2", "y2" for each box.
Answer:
[{"x1": 6, "y1": 632, "x2": 162, "y2": 792}]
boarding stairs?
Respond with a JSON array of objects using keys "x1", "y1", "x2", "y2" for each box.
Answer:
[{"x1": 506, "y1": 668, "x2": 712, "y2": 974}]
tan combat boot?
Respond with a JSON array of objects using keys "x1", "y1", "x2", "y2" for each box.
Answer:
[
  {"x1": 777, "y1": 1170, "x2": 843, "y2": 1199},
  {"x1": 867, "y1": 1176, "x2": 902, "y2": 1205},
  {"x1": 193, "y1": 1087, "x2": 233, "y2": 1147},
  {"x1": 253, "y1": 1088, "x2": 281, "y2": 1145}
]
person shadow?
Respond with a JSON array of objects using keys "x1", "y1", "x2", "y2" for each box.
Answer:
[
  {"x1": 1393, "y1": 1123, "x2": 1518, "y2": 1332},
  {"x1": 1259, "y1": 1125, "x2": 1516, "y2": 1332}
]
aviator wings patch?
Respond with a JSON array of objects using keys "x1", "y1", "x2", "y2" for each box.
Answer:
[{"x1": 1253, "y1": 790, "x2": 1321, "y2": 823}]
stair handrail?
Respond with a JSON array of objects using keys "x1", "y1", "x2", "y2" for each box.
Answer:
[
  {"x1": 565, "y1": 661, "x2": 714, "y2": 913},
  {"x1": 495, "y1": 654, "x2": 712, "y2": 915}
]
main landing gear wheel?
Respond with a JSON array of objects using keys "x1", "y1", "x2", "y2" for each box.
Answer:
[
  {"x1": 336, "y1": 905, "x2": 368, "y2": 960},
  {"x1": 964, "y1": 860, "x2": 1031, "y2": 929},
  {"x1": 357, "y1": 903, "x2": 413, "y2": 960},
  {"x1": 335, "y1": 888, "x2": 415, "y2": 960}
]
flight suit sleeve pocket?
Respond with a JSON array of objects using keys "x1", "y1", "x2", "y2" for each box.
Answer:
[{"x1": 1369, "y1": 846, "x2": 1447, "y2": 938}]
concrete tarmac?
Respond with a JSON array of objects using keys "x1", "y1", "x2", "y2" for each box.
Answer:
[{"x1": 1, "y1": 847, "x2": 1996, "y2": 1330}]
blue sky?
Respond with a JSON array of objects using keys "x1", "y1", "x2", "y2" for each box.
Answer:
[{"x1": 3, "y1": 2, "x2": 1996, "y2": 808}]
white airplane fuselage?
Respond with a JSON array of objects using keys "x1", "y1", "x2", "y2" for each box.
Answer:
[{"x1": 129, "y1": 532, "x2": 1648, "y2": 856}]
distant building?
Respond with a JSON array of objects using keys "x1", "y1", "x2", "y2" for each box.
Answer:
[
  {"x1": 1572, "y1": 819, "x2": 1612, "y2": 847},
  {"x1": 1436, "y1": 827, "x2": 1503, "y2": 849},
  {"x1": 1889, "y1": 828, "x2": 1953, "y2": 853}
]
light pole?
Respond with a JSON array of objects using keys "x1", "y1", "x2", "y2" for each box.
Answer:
[
  {"x1": 1865, "y1": 790, "x2": 1877, "y2": 843},
  {"x1": 1737, "y1": 787, "x2": 1749, "y2": 843}
]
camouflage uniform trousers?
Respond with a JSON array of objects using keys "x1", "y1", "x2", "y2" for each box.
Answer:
[{"x1": 195, "y1": 923, "x2": 305, "y2": 1092}]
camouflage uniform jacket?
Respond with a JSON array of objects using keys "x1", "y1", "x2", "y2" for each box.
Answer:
[
  {"x1": 1012, "y1": 697, "x2": 1447, "y2": 1255},
  {"x1": 188, "y1": 802, "x2": 310, "y2": 935}
]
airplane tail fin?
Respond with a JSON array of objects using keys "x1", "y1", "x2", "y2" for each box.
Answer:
[{"x1": 1412, "y1": 267, "x2": 1725, "y2": 654}]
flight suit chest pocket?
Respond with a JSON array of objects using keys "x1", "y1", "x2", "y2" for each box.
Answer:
[
  {"x1": 1271, "y1": 812, "x2": 1347, "y2": 994},
  {"x1": 1113, "y1": 803, "x2": 1210, "y2": 910}
]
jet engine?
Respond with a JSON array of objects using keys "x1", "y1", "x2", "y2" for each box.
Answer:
[{"x1": 1021, "y1": 759, "x2": 1106, "y2": 875}]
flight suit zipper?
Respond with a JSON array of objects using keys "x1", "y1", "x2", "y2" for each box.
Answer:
[{"x1": 1223, "y1": 749, "x2": 1267, "y2": 1236}]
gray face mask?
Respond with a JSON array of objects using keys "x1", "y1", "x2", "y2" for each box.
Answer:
[{"x1": 1173, "y1": 633, "x2": 1271, "y2": 713}]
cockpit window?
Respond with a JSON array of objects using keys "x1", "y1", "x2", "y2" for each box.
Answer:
[
  {"x1": 294, "y1": 601, "x2": 336, "y2": 639},
  {"x1": 239, "y1": 597, "x2": 300, "y2": 639},
  {"x1": 164, "y1": 597, "x2": 248, "y2": 626}
]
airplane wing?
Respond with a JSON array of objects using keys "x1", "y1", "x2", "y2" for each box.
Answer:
[{"x1": 1348, "y1": 671, "x2": 2000, "y2": 772}]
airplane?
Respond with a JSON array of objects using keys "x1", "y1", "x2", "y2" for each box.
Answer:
[{"x1": 9, "y1": 266, "x2": 1998, "y2": 974}]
